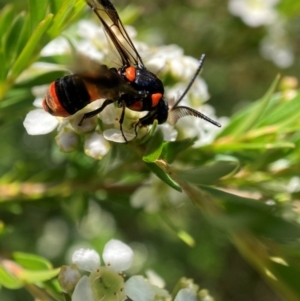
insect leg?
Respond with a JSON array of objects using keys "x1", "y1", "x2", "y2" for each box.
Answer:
[
  {"x1": 133, "y1": 121, "x2": 139, "y2": 138},
  {"x1": 78, "y1": 99, "x2": 115, "y2": 126},
  {"x1": 118, "y1": 100, "x2": 128, "y2": 143}
]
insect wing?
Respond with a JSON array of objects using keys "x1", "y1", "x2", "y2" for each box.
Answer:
[
  {"x1": 73, "y1": 55, "x2": 140, "y2": 100},
  {"x1": 86, "y1": 0, "x2": 144, "y2": 67}
]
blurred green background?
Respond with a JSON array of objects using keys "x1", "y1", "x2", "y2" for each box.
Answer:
[{"x1": 0, "y1": 0, "x2": 300, "y2": 301}]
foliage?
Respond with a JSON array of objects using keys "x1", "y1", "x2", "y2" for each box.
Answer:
[{"x1": 0, "y1": 0, "x2": 300, "y2": 301}]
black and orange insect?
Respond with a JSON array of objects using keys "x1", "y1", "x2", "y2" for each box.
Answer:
[{"x1": 43, "y1": 0, "x2": 221, "y2": 142}]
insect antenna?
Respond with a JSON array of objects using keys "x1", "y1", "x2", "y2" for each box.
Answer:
[
  {"x1": 171, "y1": 54, "x2": 206, "y2": 109},
  {"x1": 168, "y1": 54, "x2": 221, "y2": 128}
]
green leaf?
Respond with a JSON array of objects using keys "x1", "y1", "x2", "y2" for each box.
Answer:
[
  {"x1": 259, "y1": 93, "x2": 300, "y2": 129},
  {"x1": 47, "y1": 0, "x2": 85, "y2": 38},
  {"x1": 199, "y1": 185, "x2": 300, "y2": 243},
  {"x1": 28, "y1": 0, "x2": 49, "y2": 33},
  {"x1": 145, "y1": 162, "x2": 182, "y2": 192},
  {"x1": 177, "y1": 161, "x2": 239, "y2": 185},
  {"x1": 13, "y1": 252, "x2": 52, "y2": 270},
  {"x1": 15, "y1": 70, "x2": 67, "y2": 88},
  {"x1": 0, "y1": 50, "x2": 6, "y2": 82},
  {"x1": 19, "y1": 268, "x2": 60, "y2": 283},
  {"x1": 14, "y1": 15, "x2": 31, "y2": 60},
  {"x1": 0, "y1": 89, "x2": 32, "y2": 109},
  {"x1": 137, "y1": 119, "x2": 158, "y2": 145},
  {"x1": 3, "y1": 12, "x2": 26, "y2": 62},
  {"x1": 278, "y1": 0, "x2": 300, "y2": 17},
  {"x1": 161, "y1": 138, "x2": 195, "y2": 163},
  {"x1": 9, "y1": 13, "x2": 53, "y2": 80},
  {"x1": 268, "y1": 260, "x2": 300, "y2": 300},
  {"x1": 232, "y1": 233, "x2": 300, "y2": 301},
  {"x1": 177, "y1": 230, "x2": 195, "y2": 247},
  {"x1": 0, "y1": 5, "x2": 15, "y2": 46},
  {"x1": 50, "y1": 0, "x2": 66, "y2": 15},
  {"x1": 218, "y1": 75, "x2": 280, "y2": 139},
  {"x1": 0, "y1": 266, "x2": 23, "y2": 289},
  {"x1": 142, "y1": 129, "x2": 164, "y2": 162},
  {"x1": 214, "y1": 141, "x2": 295, "y2": 152}
]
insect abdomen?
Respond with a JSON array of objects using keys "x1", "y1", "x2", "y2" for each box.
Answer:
[{"x1": 43, "y1": 75, "x2": 91, "y2": 117}]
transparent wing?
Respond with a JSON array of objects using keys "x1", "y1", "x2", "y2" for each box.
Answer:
[{"x1": 86, "y1": 0, "x2": 144, "y2": 67}]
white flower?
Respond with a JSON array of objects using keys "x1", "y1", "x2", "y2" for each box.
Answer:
[
  {"x1": 59, "y1": 240, "x2": 134, "y2": 301},
  {"x1": 269, "y1": 158, "x2": 290, "y2": 172},
  {"x1": 174, "y1": 105, "x2": 227, "y2": 147},
  {"x1": 260, "y1": 18, "x2": 294, "y2": 68},
  {"x1": 228, "y1": 0, "x2": 279, "y2": 27},
  {"x1": 24, "y1": 108, "x2": 59, "y2": 135},
  {"x1": 41, "y1": 37, "x2": 71, "y2": 56},
  {"x1": 145, "y1": 270, "x2": 165, "y2": 289},
  {"x1": 72, "y1": 249, "x2": 101, "y2": 272},
  {"x1": 72, "y1": 276, "x2": 94, "y2": 301},
  {"x1": 124, "y1": 275, "x2": 170, "y2": 301},
  {"x1": 71, "y1": 240, "x2": 133, "y2": 274},
  {"x1": 287, "y1": 177, "x2": 300, "y2": 194},
  {"x1": 56, "y1": 128, "x2": 79, "y2": 152},
  {"x1": 158, "y1": 123, "x2": 178, "y2": 142},
  {"x1": 102, "y1": 239, "x2": 134, "y2": 272},
  {"x1": 103, "y1": 129, "x2": 136, "y2": 143},
  {"x1": 84, "y1": 131, "x2": 111, "y2": 159},
  {"x1": 174, "y1": 288, "x2": 198, "y2": 301},
  {"x1": 23, "y1": 86, "x2": 59, "y2": 135},
  {"x1": 166, "y1": 78, "x2": 210, "y2": 107},
  {"x1": 125, "y1": 276, "x2": 155, "y2": 301}
]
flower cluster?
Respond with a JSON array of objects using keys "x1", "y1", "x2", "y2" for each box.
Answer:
[
  {"x1": 58, "y1": 239, "x2": 214, "y2": 301},
  {"x1": 23, "y1": 17, "x2": 222, "y2": 160},
  {"x1": 228, "y1": 0, "x2": 294, "y2": 68}
]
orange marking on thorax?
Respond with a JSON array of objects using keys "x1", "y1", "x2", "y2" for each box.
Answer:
[
  {"x1": 125, "y1": 67, "x2": 136, "y2": 82},
  {"x1": 151, "y1": 93, "x2": 162, "y2": 107}
]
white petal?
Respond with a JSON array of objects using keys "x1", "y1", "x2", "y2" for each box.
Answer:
[
  {"x1": 99, "y1": 102, "x2": 117, "y2": 124},
  {"x1": 287, "y1": 177, "x2": 300, "y2": 193},
  {"x1": 124, "y1": 276, "x2": 154, "y2": 301},
  {"x1": 158, "y1": 124, "x2": 177, "y2": 142},
  {"x1": 55, "y1": 128, "x2": 79, "y2": 152},
  {"x1": 23, "y1": 109, "x2": 58, "y2": 135},
  {"x1": 32, "y1": 97, "x2": 44, "y2": 108},
  {"x1": 76, "y1": 40, "x2": 105, "y2": 62},
  {"x1": 72, "y1": 248, "x2": 101, "y2": 272},
  {"x1": 32, "y1": 85, "x2": 49, "y2": 100},
  {"x1": 41, "y1": 37, "x2": 70, "y2": 56},
  {"x1": 103, "y1": 129, "x2": 135, "y2": 143},
  {"x1": 70, "y1": 113, "x2": 98, "y2": 134},
  {"x1": 102, "y1": 239, "x2": 134, "y2": 272},
  {"x1": 77, "y1": 20, "x2": 105, "y2": 41},
  {"x1": 145, "y1": 270, "x2": 165, "y2": 288},
  {"x1": 72, "y1": 276, "x2": 94, "y2": 301},
  {"x1": 84, "y1": 132, "x2": 111, "y2": 160},
  {"x1": 174, "y1": 288, "x2": 197, "y2": 301},
  {"x1": 130, "y1": 185, "x2": 160, "y2": 213}
]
